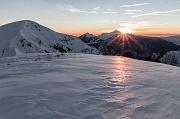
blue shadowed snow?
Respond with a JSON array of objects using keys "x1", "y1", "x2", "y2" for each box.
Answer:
[{"x1": 0, "y1": 53, "x2": 180, "y2": 119}]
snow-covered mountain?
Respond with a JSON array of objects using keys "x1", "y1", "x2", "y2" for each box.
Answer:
[
  {"x1": 98, "y1": 30, "x2": 121, "y2": 40},
  {"x1": 162, "y1": 35, "x2": 180, "y2": 45},
  {"x1": 80, "y1": 32, "x2": 94, "y2": 38},
  {"x1": 79, "y1": 30, "x2": 180, "y2": 61},
  {"x1": 0, "y1": 53, "x2": 180, "y2": 119},
  {"x1": 160, "y1": 50, "x2": 180, "y2": 66},
  {"x1": 0, "y1": 20, "x2": 101, "y2": 57}
]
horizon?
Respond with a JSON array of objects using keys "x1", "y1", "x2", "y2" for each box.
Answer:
[{"x1": 1, "y1": 0, "x2": 180, "y2": 37}]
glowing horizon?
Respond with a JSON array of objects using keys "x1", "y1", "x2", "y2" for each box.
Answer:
[{"x1": 0, "y1": 0, "x2": 180, "y2": 37}]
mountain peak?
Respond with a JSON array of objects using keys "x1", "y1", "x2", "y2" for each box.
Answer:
[
  {"x1": 0, "y1": 20, "x2": 101, "y2": 57},
  {"x1": 111, "y1": 30, "x2": 121, "y2": 34},
  {"x1": 21, "y1": 20, "x2": 41, "y2": 25},
  {"x1": 80, "y1": 32, "x2": 94, "y2": 38},
  {"x1": 97, "y1": 30, "x2": 122, "y2": 40},
  {"x1": 15, "y1": 20, "x2": 35, "y2": 23},
  {"x1": 1, "y1": 20, "x2": 35, "y2": 27}
]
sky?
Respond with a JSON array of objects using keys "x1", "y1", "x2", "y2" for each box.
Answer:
[{"x1": 0, "y1": 0, "x2": 180, "y2": 36}]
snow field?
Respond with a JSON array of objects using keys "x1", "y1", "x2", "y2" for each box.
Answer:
[{"x1": 0, "y1": 53, "x2": 180, "y2": 119}]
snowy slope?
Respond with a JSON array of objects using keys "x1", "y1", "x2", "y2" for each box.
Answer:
[
  {"x1": 80, "y1": 33, "x2": 94, "y2": 38},
  {"x1": 0, "y1": 20, "x2": 100, "y2": 57},
  {"x1": 160, "y1": 50, "x2": 180, "y2": 66},
  {"x1": 98, "y1": 30, "x2": 121, "y2": 40},
  {"x1": 0, "y1": 53, "x2": 180, "y2": 119}
]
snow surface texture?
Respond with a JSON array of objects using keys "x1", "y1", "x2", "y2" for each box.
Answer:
[
  {"x1": 160, "y1": 50, "x2": 180, "y2": 66},
  {"x1": 0, "y1": 20, "x2": 100, "y2": 57},
  {"x1": 0, "y1": 53, "x2": 180, "y2": 119}
]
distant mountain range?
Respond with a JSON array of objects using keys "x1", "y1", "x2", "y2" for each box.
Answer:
[
  {"x1": 79, "y1": 30, "x2": 180, "y2": 61},
  {"x1": 0, "y1": 20, "x2": 180, "y2": 66},
  {"x1": 161, "y1": 35, "x2": 180, "y2": 45},
  {"x1": 0, "y1": 20, "x2": 101, "y2": 57}
]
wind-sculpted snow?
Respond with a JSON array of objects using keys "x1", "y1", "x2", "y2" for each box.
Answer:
[{"x1": 0, "y1": 53, "x2": 180, "y2": 119}]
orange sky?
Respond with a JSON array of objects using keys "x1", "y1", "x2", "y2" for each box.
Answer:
[{"x1": 1, "y1": 0, "x2": 180, "y2": 37}]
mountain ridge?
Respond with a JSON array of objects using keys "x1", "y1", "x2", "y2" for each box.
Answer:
[
  {"x1": 1, "y1": 20, "x2": 180, "y2": 66},
  {"x1": 0, "y1": 20, "x2": 101, "y2": 57},
  {"x1": 79, "y1": 31, "x2": 180, "y2": 61},
  {"x1": 161, "y1": 35, "x2": 180, "y2": 45}
]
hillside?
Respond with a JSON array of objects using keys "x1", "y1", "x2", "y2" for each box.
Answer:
[
  {"x1": 79, "y1": 31, "x2": 180, "y2": 61},
  {"x1": 162, "y1": 35, "x2": 180, "y2": 45},
  {"x1": 0, "y1": 20, "x2": 100, "y2": 57},
  {"x1": 160, "y1": 50, "x2": 180, "y2": 66}
]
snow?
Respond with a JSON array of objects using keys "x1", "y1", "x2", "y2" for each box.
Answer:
[
  {"x1": 80, "y1": 33, "x2": 94, "y2": 38},
  {"x1": 15, "y1": 48, "x2": 24, "y2": 56},
  {"x1": 0, "y1": 53, "x2": 180, "y2": 119},
  {"x1": 160, "y1": 50, "x2": 180, "y2": 66},
  {"x1": 0, "y1": 20, "x2": 100, "y2": 57},
  {"x1": 98, "y1": 30, "x2": 121, "y2": 40}
]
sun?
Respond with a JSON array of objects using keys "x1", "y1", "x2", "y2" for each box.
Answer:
[{"x1": 118, "y1": 28, "x2": 133, "y2": 34}]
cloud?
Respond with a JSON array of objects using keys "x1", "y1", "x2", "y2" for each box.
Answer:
[
  {"x1": 103, "y1": 11, "x2": 116, "y2": 14},
  {"x1": 125, "y1": 10, "x2": 142, "y2": 12},
  {"x1": 131, "y1": 12, "x2": 158, "y2": 17},
  {"x1": 56, "y1": 4, "x2": 118, "y2": 14},
  {"x1": 88, "y1": 11, "x2": 98, "y2": 13},
  {"x1": 75, "y1": 22, "x2": 80, "y2": 26},
  {"x1": 119, "y1": 3, "x2": 150, "y2": 7},
  {"x1": 97, "y1": 19, "x2": 110, "y2": 23},
  {"x1": 60, "y1": 20, "x2": 72, "y2": 23},
  {"x1": 106, "y1": 9, "x2": 113, "y2": 11},
  {"x1": 86, "y1": 7, "x2": 101, "y2": 13},
  {"x1": 47, "y1": 11, "x2": 58, "y2": 14},
  {"x1": 123, "y1": 12, "x2": 135, "y2": 15},
  {"x1": 56, "y1": 4, "x2": 115, "y2": 14},
  {"x1": 56, "y1": 4, "x2": 116, "y2": 14},
  {"x1": 160, "y1": 14, "x2": 180, "y2": 17},
  {"x1": 131, "y1": 9, "x2": 180, "y2": 17},
  {"x1": 56, "y1": 4, "x2": 85, "y2": 13},
  {"x1": 123, "y1": 10, "x2": 142, "y2": 15},
  {"x1": 90, "y1": 7, "x2": 116, "y2": 14},
  {"x1": 93, "y1": 7, "x2": 101, "y2": 11},
  {"x1": 112, "y1": 21, "x2": 117, "y2": 23},
  {"x1": 119, "y1": 21, "x2": 176, "y2": 30},
  {"x1": 2, "y1": 3, "x2": 23, "y2": 7},
  {"x1": 97, "y1": 19, "x2": 117, "y2": 23}
]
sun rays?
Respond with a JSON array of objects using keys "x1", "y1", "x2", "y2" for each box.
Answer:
[
  {"x1": 118, "y1": 28, "x2": 133, "y2": 34},
  {"x1": 105, "y1": 32, "x2": 152, "y2": 56}
]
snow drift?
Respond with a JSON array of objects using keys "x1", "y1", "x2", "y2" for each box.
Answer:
[{"x1": 0, "y1": 53, "x2": 180, "y2": 119}]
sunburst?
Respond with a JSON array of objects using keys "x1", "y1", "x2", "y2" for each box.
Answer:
[
  {"x1": 118, "y1": 28, "x2": 133, "y2": 34},
  {"x1": 106, "y1": 31, "x2": 151, "y2": 56}
]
